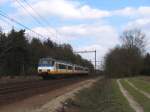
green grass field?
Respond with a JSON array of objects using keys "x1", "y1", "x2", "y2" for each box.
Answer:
[
  {"x1": 120, "y1": 78, "x2": 150, "y2": 112},
  {"x1": 128, "y1": 77, "x2": 150, "y2": 93},
  {"x1": 64, "y1": 76, "x2": 150, "y2": 112},
  {"x1": 65, "y1": 78, "x2": 134, "y2": 112}
]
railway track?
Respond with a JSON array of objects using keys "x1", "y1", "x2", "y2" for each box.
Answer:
[{"x1": 0, "y1": 76, "x2": 91, "y2": 106}]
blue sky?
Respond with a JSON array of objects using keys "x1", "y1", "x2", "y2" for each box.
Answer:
[
  {"x1": 0, "y1": 0, "x2": 150, "y2": 68},
  {"x1": 83, "y1": 0, "x2": 150, "y2": 9}
]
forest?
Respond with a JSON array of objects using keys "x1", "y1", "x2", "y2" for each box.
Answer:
[
  {"x1": 0, "y1": 28, "x2": 94, "y2": 76},
  {"x1": 104, "y1": 29, "x2": 150, "y2": 78}
]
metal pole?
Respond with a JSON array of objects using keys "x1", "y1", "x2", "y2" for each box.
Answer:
[
  {"x1": 74, "y1": 50, "x2": 97, "y2": 72},
  {"x1": 95, "y1": 50, "x2": 96, "y2": 72}
]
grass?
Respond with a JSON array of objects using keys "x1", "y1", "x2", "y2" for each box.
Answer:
[
  {"x1": 120, "y1": 79, "x2": 150, "y2": 112},
  {"x1": 65, "y1": 78, "x2": 134, "y2": 112},
  {"x1": 136, "y1": 76, "x2": 150, "y2": 82},
  {"x1": 128, "y1": 77, "x2": 150, "y2": 93}
]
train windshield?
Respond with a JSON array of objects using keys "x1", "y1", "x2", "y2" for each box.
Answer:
[{"x1": 39, "y1": 58, "x2": 54, "y2": 66}]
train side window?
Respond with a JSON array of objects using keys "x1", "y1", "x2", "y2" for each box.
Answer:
[
  {"x1": 58, "y1": 64, "x2": 66, "y2": 69},
  {"x1": 75, "y1": 67, "x2": 81, "y2": 70},
  {"x1": 68, "y1": 66, "x2": 73, "y2": 70},
  {"x1": 56, "y1": 64, "x2": 59, "y2": 69}
]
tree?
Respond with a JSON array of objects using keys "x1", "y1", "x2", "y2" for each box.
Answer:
[
  {"x1": 104, "y1": 29, "x2": 145, "y2": 78},
  {"x1": 43, "y1": 38, "x2": 55, "y2": 48},
  {"x1": 29, "y1": 38, "x2": 45, "y2": 73},
  {"x1": 141, "y1": 53, "x2": 150, "y2": 75},
  {"x1": 121, "y1": 29, "x2": 146, "y2": 53},
  {"x1": 2, "y1": 29, "x2": 29, "y2": 75},
  {"x1": 104, "y1": 47, "x2": 143, "y2": 78},
  {"x1": 0, "y1": 30, "x2": 7, "y2": 74}
]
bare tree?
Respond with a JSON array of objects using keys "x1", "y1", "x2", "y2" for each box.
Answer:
[{"x1": 121, "y1": 29, "x2": 146, "y2": 54}]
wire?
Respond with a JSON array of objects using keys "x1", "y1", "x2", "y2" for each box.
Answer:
[
  {"x1": 0, "y1": 9, "x2": 47, "y2": 39},
  {"x1": 15, "y1": 0, "x2": 55, "y2": 38},
  {"x1": 0, "y1": 16, "x2": 14, "y2": 31},
  {"x1": 15, "y1": 0, "x2": 43, "y2": 27},
  {"x1": 22, "y1": 0, "x2": 60, "y2": 42},
  {"x1": 23, "y1": 0, "x2": 51, "y2": 27}
]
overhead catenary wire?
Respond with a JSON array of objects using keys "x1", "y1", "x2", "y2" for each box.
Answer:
[
  {"x1": 15, "y1": 0, "x2": 56, "y2": 39},
  {"x1": 15, "y1": 0, "x2": 45, "y2": 28},
  {"x1": 0, "y1": 16, "x2": 15, "y2": 31},
  {"x1": 22, "y1": 0, "x2": 51, "y2": 27},
  {"x1": 0, "y1": 9, "x2": 48, "y2": 39},
  {"x1": 22, "y1": 0, "x2": 60, "y2": 43}
]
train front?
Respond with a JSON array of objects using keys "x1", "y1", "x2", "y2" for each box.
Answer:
[{"x1": 38, "y1": 58, "x2": 55, "y2": 79}]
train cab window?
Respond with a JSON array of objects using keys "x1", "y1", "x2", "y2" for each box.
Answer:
[
  {"x1": 39, "y1": 58, "x2": 54, "y2": 66},
  {"x1": 68, "y1": 66, "x2": 73, "y2": 70},
  {"x1": 41, "y1": 60, "x2": 48, "y2": 65}
]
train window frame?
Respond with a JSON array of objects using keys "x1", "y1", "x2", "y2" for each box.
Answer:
[
  {"x1": 75, "y1": 67, "x2": 83, "y2": 70},
  {"x1": 55, "y1": 63, "x2": 59, "y2": 69},
  {"x1": 58, "y1": 64, "x2": 67, "y2": 69},
  {"x1": 51, "y1": 60, "x2": 55, "y2": 66},
  {"x1": 68, "y1": 66, "x2": 73, "y2": 70},
  {"x1": 85, "y1": 68, "x2": 88, "y2": 71},
  {"x1": 39, "y1": 58, "x2": 55, "y2": 66}
]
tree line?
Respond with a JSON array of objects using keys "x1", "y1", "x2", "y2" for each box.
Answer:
[
  {"x1": 0, "y1": 28, "x2": 94, "y2": 76},
  {"x1": 104, "y1": 29, "x2": 150, "y2": 78}
]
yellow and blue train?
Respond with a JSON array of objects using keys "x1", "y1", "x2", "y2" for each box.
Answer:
[{"x1": 38, "y1": 58, "x2": 89, "y2": 79}]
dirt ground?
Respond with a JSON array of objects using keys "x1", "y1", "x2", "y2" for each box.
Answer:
[
  {"x1": 0, "y1": 78, "x2": 97, "y2": 112},
  {"x1": 0, "y1": 76, "x2": 41, "y2": 84}
]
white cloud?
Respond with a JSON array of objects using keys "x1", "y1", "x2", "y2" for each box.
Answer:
[
  {"x1": 127, "y1": 18, "x2": 150, "y2": 28},
  {"x1": 0, "y1": 19, "x2": 13, "y2": 32},
  {"x1": 58, "y1": 24, "x2": 118, "y2": 39},
  {"x1": 13, "y1": 0, "x2": 150, "y2": 20},
  {"x1": 138, "y1": 7, "x2": 150, "y2": 16},
  {"x1": 114, "y1": 7, "x2": 136, "y2": 16},
  {"x1": 13, "y1": 0, "x2": 110, "y2": 19},
  {"x1": 113, "y1": 6, "x2": 150, "y2": 18},
  {"x1": 78, "y1": 5, "x2": 110, "y2": 19}
]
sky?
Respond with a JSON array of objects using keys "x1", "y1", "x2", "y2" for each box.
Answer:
[{"x1": 0, "y1": 0, "x2": 150, "y2": 68}]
